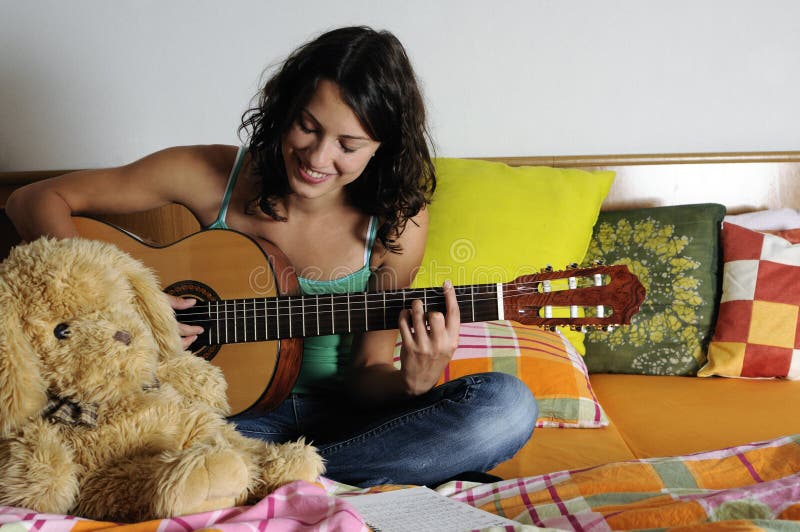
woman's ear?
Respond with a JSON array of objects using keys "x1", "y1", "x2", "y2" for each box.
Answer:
[{"x1": 0, "y1": 290, "x2": 47, "y2": 436}]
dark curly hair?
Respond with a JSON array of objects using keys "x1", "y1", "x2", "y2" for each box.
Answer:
[{"x1": 238, "y1": 26, "x2": 436, "y2": 252}]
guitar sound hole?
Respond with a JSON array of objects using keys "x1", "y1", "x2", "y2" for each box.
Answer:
[{"x1": 165, "y1": 280, "x2": 222, "y2": 361}]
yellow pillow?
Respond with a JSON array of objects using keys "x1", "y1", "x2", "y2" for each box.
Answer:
[{"x1": 413, "y1": 158, "x2": 615, "y2": 352}]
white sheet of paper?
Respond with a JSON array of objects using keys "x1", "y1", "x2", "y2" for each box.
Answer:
[{"x1": 343, "y1": 486, "x2": 520, "y2": 532}]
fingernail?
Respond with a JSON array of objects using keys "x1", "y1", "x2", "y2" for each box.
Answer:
[{"x1": 444, "y1": 279, "x2": 452, "y2": 288}]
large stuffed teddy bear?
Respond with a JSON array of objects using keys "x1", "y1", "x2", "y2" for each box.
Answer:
[{"x1": 0, "y1": 237, "x2": 324, "y2": 522}]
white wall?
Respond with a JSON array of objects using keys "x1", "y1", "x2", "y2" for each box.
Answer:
[{"x1": 1, "y1": 0, "x2": 799, "y2": 171}]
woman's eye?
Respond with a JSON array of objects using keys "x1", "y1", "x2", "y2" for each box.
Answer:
[
  {"x1": 54, "y1": 323, "x2": 71, "y2": 340},
  {"x1": 297, "y1": 120, "x2": 315, "y2": 134}
]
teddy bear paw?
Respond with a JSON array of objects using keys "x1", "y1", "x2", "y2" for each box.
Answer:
[
  {"x1": 175, "y1": 448, "x2": 250, "y2": 515},
  {"x1": 260, "y1": 438, "x2": 325, "y2": 492}
]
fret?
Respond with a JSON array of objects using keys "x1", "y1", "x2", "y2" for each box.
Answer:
[
  {"x1": 252, "y1": 299, "x2": 256, "y2": 342},
  {"x1": 346, "y1": 293, "x2": 351, "y2": 332},
  {"x1": 247, "y1": 299, "x2": 252, "y2": 341},
  {"x1": 206, "y1": 301, "x2": 212, "y2": 344},
  {"x1": 211, "y1": 300, "x2": 218, "y2": 344},
  {"x1": 218, "y1": 300, "x2": 223, "y2": 343},
  {"x1": 276, "y1": 298, "x2": 281, "y2": 339},
  {"x1": 383, "y1": 291, "x2": 387, "y2": 330},
  {"x1": 364, "y1": 292, "x2": 369, "y2": 331},
  {"x1": 286, "y1": 296, "x2": 294, "y2": 338},
  {"x1": 301, "y1": 295, "x2": 306, "y2": 337},
  {"x1": 235, "y1": 300, "x2": 240, "y2": 342},
  {"x1": 263, "y1": 298, "x2": 268, "y2": 342},
  {"x1": 239, "y1": 299, "x2": 245, "y2": 342},
  {"x1": 330, "y1": 293, "x2": 335, "y2": 334},
  {"x1": 423, "y1": 288, "x2": 427, "y2": 312},
  {"x1": 315, "y1": 294, "x2": 320, "y2": 336},
  {"x1": 240, "y1": 299, "x2": 245, "y2": 342},
  {"x1": 470, "y1": 285, "x2": 476, "y2": 322},
  {"x1": 224, "y1": 300, "x2": 229, "y2": 344},
  {"x1": 235, "y1": 299, "x2": 240, "y2": 343}
]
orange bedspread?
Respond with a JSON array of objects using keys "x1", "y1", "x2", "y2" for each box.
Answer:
[{"x1": 493, "y1": 375, "x2": 800, "y2": 479}]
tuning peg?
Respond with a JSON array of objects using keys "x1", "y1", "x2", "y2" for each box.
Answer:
[
  {"x1": 593, "y1": 258, "x2": 605, "y2": 266},
  {"x1": 567, "y1": 262, "x2": 579, "y2": 269},
  {"x1": 540, "y1": 264, "x2": 554, "y2": 273},
  {"x1": 569, "y1": 325, "x2": 588, "y2": 332},
  {"x1": 540, "y1": 325, "x2": 558, "y2": 332},
  {"x1": 600, "y1": 325, "x2": 616, "y2": 332}
]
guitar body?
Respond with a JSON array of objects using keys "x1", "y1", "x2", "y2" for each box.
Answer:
[{"x1": 74, "y1": 217, "x2": 302, "y2": 416}]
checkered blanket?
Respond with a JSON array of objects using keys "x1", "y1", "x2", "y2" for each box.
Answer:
[
  {"x1": 433, "y1": 433, "x2": 800, "y2": 531},
  {"x1": 2, "y1": 434, "x2": 799, "y2": 531}
]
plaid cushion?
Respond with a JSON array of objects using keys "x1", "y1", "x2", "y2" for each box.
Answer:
[
  {"x1": 699, "y1": 222, "x2": 800, "y2": 379},
  {"x1": 394, "y1": 321, "x2": 608, "y2": 428}
]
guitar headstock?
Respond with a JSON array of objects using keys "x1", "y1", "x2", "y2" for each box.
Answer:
[{"x1": 502, "y1": 264, "x2": 646, "y2": 329}]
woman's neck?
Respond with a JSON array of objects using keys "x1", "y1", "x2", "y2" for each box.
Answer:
[{"x1": 280, "y1": 190, "x2": 354, "y2": 220}]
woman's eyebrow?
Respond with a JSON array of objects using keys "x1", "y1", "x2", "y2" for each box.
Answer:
[{"x1": 301, "y1": 109, "x2": 373, "y2": 141}]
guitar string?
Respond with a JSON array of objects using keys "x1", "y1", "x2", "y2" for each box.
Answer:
[
  {"x1": 172, "y1": 279, "x2": 609, "y2": 317},
  {"x1": 172, "y1": 283, "x2": 612, "y2": 322}
]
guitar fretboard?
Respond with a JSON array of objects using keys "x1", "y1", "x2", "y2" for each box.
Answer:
[{"x1": 176, "y1": 285, "x2": 502, "y2": 345}]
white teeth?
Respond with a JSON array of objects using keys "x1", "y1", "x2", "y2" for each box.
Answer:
[{"x1": 302, "y1": 166, "x2": 326, "y2": 179}]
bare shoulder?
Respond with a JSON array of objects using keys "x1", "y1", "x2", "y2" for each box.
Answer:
[
  {"x1": 34, "y1": 144, "x2": 237, "y2": 216},
  {"x1": 120, "y1": 144, "x2": 238, "y2": 191},
  {"x1": 371, "y1": 208, "x2": 430, "y2": 290}
]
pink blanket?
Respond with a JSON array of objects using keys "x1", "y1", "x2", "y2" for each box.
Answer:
[{"x1": 0, "y1": 481, "x2": 366, "y2": 532}]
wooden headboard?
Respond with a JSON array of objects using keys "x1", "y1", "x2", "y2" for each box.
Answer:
[
  {"x1": 485, "y1": 151, "x2": 800, "y2": 213},
  {"x1": 2, "y1": 151, "x2": 799, "y2": 257}
]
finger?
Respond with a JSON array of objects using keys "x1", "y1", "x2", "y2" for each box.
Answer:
[
  {"x1": 442, "y1": 280, "x2": 461, "y2": 335},
  {"x1": 411, "y1": 299, "x2": 428, "y2": 336},
  {"x1": 168, "y1": 294, "x2": 197, "y2": 310},
  {"x1": 178, "y1": 322, "x2": 204, "y2": 337},
  {"x1": 427, "y1": 311, "x2": 457, "y2": 355},
  {"x1": 182, "y1": 334, "x2": 198, "y2": 350},
  {"x1": 426, "y1": 311, "x2": 446, "y2": 337},
  {"x1": 397, "y1": 309, "x2": 415, "y2": 346}
]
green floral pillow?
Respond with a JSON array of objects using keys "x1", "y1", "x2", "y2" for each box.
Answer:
[{"x1": 583, "y1": 204, "x2": 726, "y2": 375}]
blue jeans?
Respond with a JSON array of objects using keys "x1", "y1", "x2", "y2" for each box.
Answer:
[{"x1": 230, "y1": 372, "x2": 537, "y2": 487}]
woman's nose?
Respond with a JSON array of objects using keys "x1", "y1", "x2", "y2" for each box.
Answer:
[{"x1": 306, "y1": 138, "x2": 335, "y2": 168}]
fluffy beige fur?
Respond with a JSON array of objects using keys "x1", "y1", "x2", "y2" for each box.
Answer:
[{"x1": 0, "y1": 237, "x2": 324, "y2": 521}]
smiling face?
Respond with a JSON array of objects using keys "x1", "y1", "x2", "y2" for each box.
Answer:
[{"x1": 281, "y1": 79, "x2": 381, "y2": 203}]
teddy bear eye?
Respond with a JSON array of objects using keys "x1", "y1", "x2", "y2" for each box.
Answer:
[{"x1": 54, "y1": 323, "x2": 71, "y2": 340}]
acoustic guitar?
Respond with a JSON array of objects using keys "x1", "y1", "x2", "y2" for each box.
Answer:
[{"x1": 74, "y1": 217, "x2": 646, "y2": 416}]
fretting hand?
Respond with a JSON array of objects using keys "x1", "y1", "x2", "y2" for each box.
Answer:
[{"x1": 397, "y1": 280, "x2": 461, "y2": 395}]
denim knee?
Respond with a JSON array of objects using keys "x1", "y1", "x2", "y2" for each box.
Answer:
[
  {"x1": 480, "y1": 372, "x2": 537, "y2": 438},
  {"x1": 451, "y1": 372, "x2": 537, "y2": 469}
]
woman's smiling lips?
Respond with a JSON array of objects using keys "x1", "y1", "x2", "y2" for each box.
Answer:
[{"x1": 297, "y1": 161, "x2": 334, "y2": 184}]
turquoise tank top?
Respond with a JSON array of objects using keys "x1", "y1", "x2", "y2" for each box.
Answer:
[{"x1": 207, "y1": 147, "x2": 378, "y2": 393}]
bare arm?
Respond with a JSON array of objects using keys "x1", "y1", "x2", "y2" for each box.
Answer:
[
  {"x1": 348, "y1": 209, "x2": 461, "y2": 405},
  {"x1": 5, "y1": 145, "x2": 235, "y2": 241},
  {"x1": 5, "y1": 144, "x2": 237, "y2": 349}
]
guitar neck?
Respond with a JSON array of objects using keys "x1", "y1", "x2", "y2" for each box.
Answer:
[{"x1": 177, "y1": 284, "x2": 502, "y2": 344}]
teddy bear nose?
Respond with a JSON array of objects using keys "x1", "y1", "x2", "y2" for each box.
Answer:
[{"x1": 113, "y1": 331, "x2": 132, "y2": 345}]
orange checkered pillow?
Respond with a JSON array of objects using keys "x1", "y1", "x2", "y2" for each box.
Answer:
[
  {"x1": 394, "y1": 321, "x2": 608, "y2": 428},
  {"x1": 699, "y1": 222, "x2": 800, "y2": 379}
]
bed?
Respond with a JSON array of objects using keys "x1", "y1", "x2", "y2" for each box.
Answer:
[{"x1": 1, "y1": 151, "x2": 799, "y2": 530}]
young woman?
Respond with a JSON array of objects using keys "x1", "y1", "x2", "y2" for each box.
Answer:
[{"x1": 6, "y1": 26, "x2": 537, "y2": 487}]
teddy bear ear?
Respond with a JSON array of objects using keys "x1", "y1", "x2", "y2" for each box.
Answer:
[
  {"x1": 113, "y1": 249, "x2": 185, "y2": 359},
  {"x1": 0, "y1": 290, "x2": 48, "y2": 436}
]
